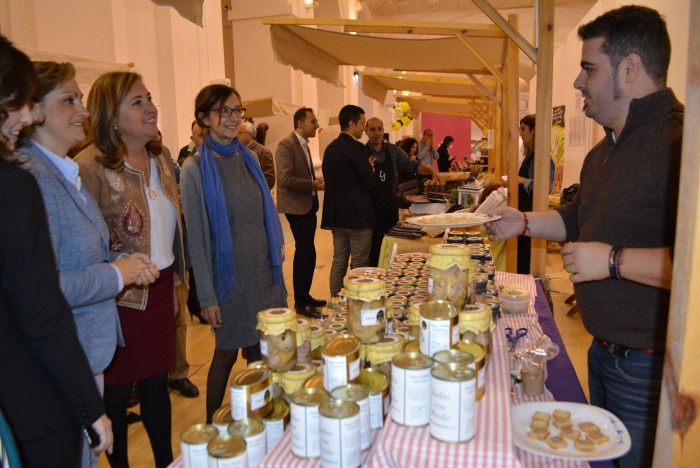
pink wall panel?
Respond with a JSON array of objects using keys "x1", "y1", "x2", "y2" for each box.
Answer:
[{"x1": 420, "y1": 113, "x2": 472, "y2": 166}]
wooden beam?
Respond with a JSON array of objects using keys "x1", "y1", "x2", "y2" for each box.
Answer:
[
  {"x1": 471, "y1": 0, "x2": 537, "y2": 63},
  {"x1": 654, "y1": 1, "x2": 700, "y2": 466},
  {"x1": 466, "y1": 73, "x2": 501, "y2": 106},
  {"x1": 531, "y1": 0, "x2": 554, "y2": 278},
  {"x1": 457, "y1": 34, "x2": 505, "y2": 87},
  {"x1": 505, "y1": 14, "x2": 520, "y2": 272},
  {"x1": 260, "y1": 18, "x2": 505, "y2": 38}
]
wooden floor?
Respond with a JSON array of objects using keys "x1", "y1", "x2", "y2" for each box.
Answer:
[{"x1": 97, "y1": 222, "x2": 593, "y2": 467}]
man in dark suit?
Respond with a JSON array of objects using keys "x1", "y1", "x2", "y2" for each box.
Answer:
[
  {"x1": 276, "y1": 108, "x2": 326, "y2": 318},
  {"x1": 321, "y1": 105, "x2": 376, "y2": 297}
]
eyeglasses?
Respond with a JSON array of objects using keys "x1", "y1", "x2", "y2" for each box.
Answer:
[{"x1": 212, "y1": 106, "x2": 246, "y2": 118}]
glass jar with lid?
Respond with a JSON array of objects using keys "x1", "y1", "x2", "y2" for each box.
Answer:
[
  {"x1": 344, "y1": 278, "x2": 387, "y2": 344},
  {"x1": 427, "y1": 244, "x2": 475, "y2": 309},
  {"x1": 257, "y1": 308, "x2": 297, "y2": 372}
]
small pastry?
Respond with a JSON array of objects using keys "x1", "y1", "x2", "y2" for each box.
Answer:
[
  {"x1": 579, "y1": 421, "x2": 601, "y2": 433},
  {"x1": 527, "y1": 428, "x2": 550, "y2": 440},
  {"x1": 530, "y1": 419, "x2": 549, "y2": 430},
  {"x1": 586, "y1": 431, "x2": 610, "y2": 445},
  {"x1": 574, "y1": 437, "x2": 596, "y2": 452},
  {"x1": 553, "y1": 409, "x2": 572, "y2": 421},
  {"x1": 560, "y1": 427, "x2": 581, "y2": 440},
  {"x1": 546, "y1": 435, "x2": 568, "y2": 449},
  {"x1": 532, "y1": 411, "x2": 551, "y2": 423},
  {"x1": 553, "y1": 417, "x2": 573, "y2": 429}
]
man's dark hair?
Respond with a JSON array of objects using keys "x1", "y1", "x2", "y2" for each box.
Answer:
[
  {"x1": 338, "y1": 105, "x2": 365, "y2": 131},
  {"x1": 577, "y1": 5, "x2": 670, "y2": 88},
  {"x1": 293, "y1": 107, "x2": 314, "y2": 129}
]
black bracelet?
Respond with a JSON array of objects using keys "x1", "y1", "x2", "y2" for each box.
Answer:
[
  {"x1": 608, "y1": 246, "x2": 622, "y2": 279},
  {"x1": 613, "y1": 247, "x2": 624, "y2": 280}
]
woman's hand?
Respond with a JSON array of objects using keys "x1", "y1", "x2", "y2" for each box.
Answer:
[
  {"x1": 202, "y1": 305, "x2": 222, "y2": 328},
  {"x1": 91, "y1": 414, "x2": 113, "y2": 454},
  {"x1": 113, "y1": 253, "x2": 159, "y2": 286}
]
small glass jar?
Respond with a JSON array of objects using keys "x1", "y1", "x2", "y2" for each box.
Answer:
[
  {"x1": 361, "y1": 334, "x2": 405, "y2": 379},
  {"x1": 345, "y1": 278, "x2": 387, "y2": 344},
  {"x1": 407, "y1": 301, "x2": 423, "y2": 339},
  {"x1": 278, "y1": 362, "x2": 317, "y2": 399},
  {"x1": 498, "y1": 284, "x2": 531, "y2": 314},
  {"x1": 309, "y1": 324, "x2": 324, "y2": 361},
  {"x1": 257, "y1": 308, "x2": 297, "y2": 372},
  {"x1": 459, "y1": 303, "x2": 492, "y2": 365},
  {"x1": 296, "y1": 317, "x2": 311, "y2": 364},
  {"x1": 427, "y1": 244, "x2": 474, "y2": 310}
]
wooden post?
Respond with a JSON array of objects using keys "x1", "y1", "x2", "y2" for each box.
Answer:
[
  {"x1": 505, "y1": 14, "x2": 520, "y2": 273},
  {"x1": 654, "y1": 1, "x2": 700, "y2": 466},
  {"x1": 531, "y1": 0, "x2": 554, "y2": 278}
]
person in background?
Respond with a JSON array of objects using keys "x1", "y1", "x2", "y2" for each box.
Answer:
[
  {"x1": 17, "y1": 60, "x2": 159, "y2": 468},
  {"x1": 76, "y1": 71, "x2": 186, "y2": 468},
  {"x1": 0, "y1": 35, "x2": 112, "y2": 467},
  {"x1": 365, "y1": 117, "x2": 439, "y2": 267},
  {"x1": 487, "y1": 6, "x2": 683, "y2": 466},
  {"x1": 177, "y1": 120, "x2": 204, "y2": 166},
  {"x1": 321, "y1": 105, "x2": 375, "y2": 297},
  {"x1": 255, "y1": 121, "x2": 269, "y2": 145},
  {"x1": 436, "y1": 135, "x2": 455, "y2": 172},
  {"x1": 416, "y1": 129, "x2": 437, "y2": 192},
  {"x1": 180, "y1": 84, "x2": 286, "y2": 423},
  {"x1": 238, "y1": 120, "x2": 275, "y2": 190},
  {"x1": 275, "y1": 107, "x2": 326, "y2": 318},
  {"x1": 516, "y1": 114, "x2": 554, "y2": 274}
]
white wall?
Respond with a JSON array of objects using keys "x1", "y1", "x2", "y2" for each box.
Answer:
[
  {"x1": 536, "y1": 0, "x2": 690, "y2": 189},
  {"x1": 1, "y1": 0, "x2": 225, "y2": 156}
]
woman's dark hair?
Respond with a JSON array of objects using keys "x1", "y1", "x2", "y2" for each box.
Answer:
[
  {"x1": 194, "y1": 84, "x2": 241, "y2": 130},
  {"x1": 440, "y1": 136, "x2": 454, "y2": 147},
  {"x1": 84, "y1": 71, "x2": 162, "y2": 170},
  {"x1": 0, "y1": 35, "x2": 37, "y2": 162},
  {"x1": 399, "y1": 137, "x2": 418, "y2": 156},
  {"x1": 520, "y1": 114, "x2": 535, "y2": 131},
  {"x1": 18, "y1": 61, "x2": 76, "y2": 147}
]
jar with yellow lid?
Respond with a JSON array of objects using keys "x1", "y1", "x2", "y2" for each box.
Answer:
[
  {"x1": 309, "y1": 324, "x2": 325, "y2": 360},
  {"x1": 344, "y1": 278, "x2": 387, "y2": 344},
  {"x1": 407, "y1": 301, "x2": 423, "y2": 338},
  {"x1": 427, "y1": 244, "x2": 475, "y2": 309},
  {"x1": 459, "y1": 303, "x2": 493, "y2": 364},
  {"x1": 361, "y1": 334, "x2": 405, "y2": 379},
  {"x1": 296, "y1": 317, "x2": 312, "y2": 364},
  {"x1": 256, "y1": 308, "x2": 297, "y2": 372},
  {"x1": 276, "y1": 362, "x2": 317, "y2": 399}
]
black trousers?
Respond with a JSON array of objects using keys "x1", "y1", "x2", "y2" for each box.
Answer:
[
  {"x1": 19, "y1": 422, "x2": 81, "y2": 468},
  {"x1": 285, "y1": 196, "x2": 319, "y2": 307}
]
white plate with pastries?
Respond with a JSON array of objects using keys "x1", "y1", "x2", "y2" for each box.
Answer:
[
  {"x1": 406, "y1": 212, "x2": 500, "y2": 228},
  {"x1": 511, "y1": 402, "x2": 631, "y2": 461}
]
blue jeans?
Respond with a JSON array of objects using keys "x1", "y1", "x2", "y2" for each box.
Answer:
[{"x1": 588, "y1": 339, "x2": 664, "y2": 468}]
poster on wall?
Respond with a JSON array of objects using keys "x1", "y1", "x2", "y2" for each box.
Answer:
[{"x1": 551, "y1": 105, "x2": 565, "y2": 195}]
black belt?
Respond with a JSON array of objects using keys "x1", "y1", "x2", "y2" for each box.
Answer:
[{"x1": 596, "y1": 338, "x2": 658, "y2": 358}]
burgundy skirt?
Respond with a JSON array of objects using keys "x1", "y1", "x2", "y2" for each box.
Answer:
[{"x1": 105, "y1": 266, "x2": 175, "y2": 385}]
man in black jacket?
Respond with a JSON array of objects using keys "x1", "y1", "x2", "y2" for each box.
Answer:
[{"x1": 321, "y1": 105, "x2": 376, "y2": 297}]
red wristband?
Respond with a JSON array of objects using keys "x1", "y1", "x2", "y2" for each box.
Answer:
[{"x1": 521, "y1": 212, "x2": 530, "y2": 236}]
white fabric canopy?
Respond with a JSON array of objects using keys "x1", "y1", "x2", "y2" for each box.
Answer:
[
  {"x1": 242, "y1": 97, "x2": 301, "y2": 119},
  {"x1": 360, "y1": 72, "x2": 498, "y2": 104}
]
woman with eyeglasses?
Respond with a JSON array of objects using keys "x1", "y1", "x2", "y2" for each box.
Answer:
[
  {"x1": 180, "y1": 85, "x2": 286, "y2": 423},
  {"x1": 76, "y1": 71, "x2": 186, "y2": 467}
]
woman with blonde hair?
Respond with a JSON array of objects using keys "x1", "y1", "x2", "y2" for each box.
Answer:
[{"x1": 76, "y1": 71, "x2": 185, "y2": 468}]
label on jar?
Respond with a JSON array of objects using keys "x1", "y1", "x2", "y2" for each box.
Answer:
[
  {"x1": 427, "y1": 277, "x2": 434, "y2": 294},
  {"x1": 430, "y1": 374, "x2": 476, "y2": 442},
  {"x1": 207, "y1": 451, "x2": 246, "y2": 468},
  {"x1": 419, "y1": 317, "x2": 452, "y2": 357},
  {"x1": 452, "y1": 323, "x2": 460, "y2": 347},
  {"x1": 368, "y1": 391, "x2": 384, "y2": 429},
  {"x1": 324, "y1": 355, "x2": 348, "y2": 391},
  {"x1": 244, "y1": 430, "x2": 267, "y2": 468},
  {"x1": 349, "y1": 356, "x2": 360, "y2": 382},
  {"x1": 260, "y1": 339, "x2": 269, "y2": 356},
  {"x1": 391, "y1": 365, "x2": 430, "y2": 426},
  {"x1": 230, "y1": 387, "x2": 247, "y2": 421},
  {"x1": 181, "y1": 440, "x2": 209, "y2": 468},
  {"x1": 291, "y1": 403, "x2": 321, "y2": 458},
  {"x1": 250, "y1": 384, "x2": 272, "y2": 412},
  {"x1": 320, "y1": 412, "x2": 361, "y2": 468},
  {"x1": 264, "y1": 419, "x2": 284, "y2": 452},
  {"x1": 361, "y1": 307, "x2": 384, "y2": 326}
]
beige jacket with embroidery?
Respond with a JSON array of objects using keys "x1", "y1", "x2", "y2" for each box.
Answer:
[{"x1": 76, "y1": 144, "x2": 186, "y2": 310}]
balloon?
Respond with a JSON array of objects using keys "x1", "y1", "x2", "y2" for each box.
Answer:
[
  {"x1": 391, "y1": 121, "x2": 402, "y2": 131},
  {"x1": 399, "y1": 101, "x2": 410, "y2": 114},
  {"x1": 400, "y1": 115, "x2": 412, "y2": 126}
]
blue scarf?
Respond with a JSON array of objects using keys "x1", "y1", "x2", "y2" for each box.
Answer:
[{"x1": 199, "y1": 133, "x2": 284, "y2": 300}]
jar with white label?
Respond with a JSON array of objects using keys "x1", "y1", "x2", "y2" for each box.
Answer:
[
  {"x1": 256, "y1": 308, "x2": 297, "y2": 372},
  {"x1": 427, "y1": 244, "x2": 474, "y2": 309},
  {"x1": 345, "y1": 278, "x2": 387, "y2": 344}
]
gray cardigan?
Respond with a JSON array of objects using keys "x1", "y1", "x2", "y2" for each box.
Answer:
[{"x1": 22, "y1": 141, "x2": 123, "y2": 374}]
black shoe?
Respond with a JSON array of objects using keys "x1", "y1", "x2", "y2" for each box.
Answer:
[
  {"x1": 126, "y1": 411, "x2": 142, "y2": 425},
  {"x1": 168, "y1": 378, "x2": 200, "y2": 398},
  {"x1": 308, "y1": 297, "x2": 327, "y2": 308},
  {"x1": 295, "y1": 304, "x2": 327, "y2": 320}
]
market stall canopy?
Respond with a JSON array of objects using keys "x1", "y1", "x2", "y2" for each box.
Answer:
[
  {"x1": 360, "y1": 71, "x2": 499, "y2": 104},
  {"x1": 242, "y1": 97, "x2": 300, "y2": 119},
  {"x1": 19, "y1": 46, "x2": 132, "y2": 92},
  {"x1": 402, "y1": 95, "x2": 490, "y2": 126},
  {"x1": 151, "y1": 0, "x2": 204, "y2": 27},
  {"x1": 269, "y1": 23, "x2": 508, "y2": 87}
]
